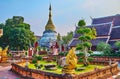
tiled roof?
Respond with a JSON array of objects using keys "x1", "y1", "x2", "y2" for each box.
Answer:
[
  {"x1": 69, "y1": 14, "x2": 120, "y2": 49},
  {"x1": 110, "y1": 27, "x2": 120, "y2": 39},
  {"x1": 73, "y1": 23, "x2": 111, "y2": 38},
  {"x1": 91, "y1": 38, "x2": 108, "y2": 46},
  {"x1": 69, "y1": 38, "x2": 108, "y2": 47},
  {"x1": 68, "y1": 39, "x2": 80, "y2": 47},
  {"x1": 73, "y1": 33, "x2": 81, "y2": 38},
  {"x1": 92, "y1": 14, "x2": 120, "y2": 26},
  {"x1": 108, "y1": 41, "x2": 116, "y2": 48},
  {"x1": 92, "y1": 23, "x2": 112, "y2": 36}
]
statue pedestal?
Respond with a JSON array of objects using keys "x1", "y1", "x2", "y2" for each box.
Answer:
[
  {"x1": 62, "y1": 65, "x2": 75, "y2": 74},
  {"x1": 1, "y1": 56, "x2": 7, "y2": 63}
]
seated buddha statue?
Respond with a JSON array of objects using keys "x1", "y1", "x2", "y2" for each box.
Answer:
[{"x1": 62, "y1": 48, "x2": 77, "y2": 74}]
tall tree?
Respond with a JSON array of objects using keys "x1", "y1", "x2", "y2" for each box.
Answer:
[
  {"x1": 0, "y1": 16, "x2": 36, "y2": 50},
  {"x1": 76, "y1": 19, "x2": 96, "y2": 66},
  {"x1": 62, "y1": 31, "x2": 73, "y2": 51}
]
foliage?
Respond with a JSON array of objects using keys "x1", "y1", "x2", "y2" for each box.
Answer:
[
  {"x1": 57, "y1": 33, "x2": 61, "y2": 42},
  {"x1": 37, "y1": 56, "x2": 42, "y2": 60},
  {"x1": 78, "y1": 19, "x2": 86, "y2": 27},
  {"x1": 87, "y1": 57, "x2": 94, "y2": 61},
  {"x1": 37, "y1": 46, "x2": 41, "y2": 51},
  {"x1": 76, "y1": 19, "x2": 96, "y2": 66},
  {"x1": 58, "y1": 52, "x2": 68, "y2": 56},
  {"x1": 76, "y1": 52, "x2": 84, "y2": 57},
  {"x1": 97, "y1": 42, "x2": 112, "y2": 55},
  {"x1": 7, "y1": 53, "x2": 12, "y2": 57},
  {"x1": 34, "y1": 63, "x2": 43, "y2": 69},
  {"x1": 28, "y1": 60, "x2": 104, "y2": 74},
  {"x1": 32, "y1": 59, "x2": 37, "y2": 64},
  {"x1": 25, "y1": 52, "x2": 28, "y2": 56},
  {"x1": 0, "y1": 16, "x2": 36, "y2": 50},
  {"x1": 32, "y1": 54, "x2": 37, "y2": 58},
  {"x1": 115, "y1": 41, "x2": 120, "y2": 50},
  {"x1": 78, "y1": 58, "x2": 83, "y2": 62},
  {"x1": 62, "y1": 31, "x2": 73, "y2": 45}
]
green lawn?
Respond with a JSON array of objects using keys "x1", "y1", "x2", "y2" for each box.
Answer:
[{"x1": 27, "y1": 60, "x2": 104, "y2": 74}]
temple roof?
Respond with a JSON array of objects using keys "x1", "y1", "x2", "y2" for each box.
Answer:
[
  {"x1": 69, "y1": 14, "x2": 120, "y2": 49},
  {"x1": 91, "y1": 23, "x2": 112, "y2": 36},
  {"x1": 73, "y1": 23, "x2": 112, "y2": 38},
  {"x1": 69, "y1": 38, "x2": 108, "y2": 47},
  {"x1": 108, "y1": 41, "x2": 116, "y2": 48},
  {"x1": 45, "y1": 4, "x2": 55, "y2": 31},
  {"x1": 91, "y1": 38, "x2": 108, "y2": 46},
  {"x1": 92, "y1": 14, "x2": 120, "y2": 26},
  {"x1": 68, "y1": 39, "x2": 80, "y2": 47},
  {"x1": 110, "y1": 27, "x2": 120, "y2": 39}
]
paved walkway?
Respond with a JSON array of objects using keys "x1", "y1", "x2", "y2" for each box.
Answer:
[{"x1": 0, "y1": 66, "x2": 23, "y2": 79}]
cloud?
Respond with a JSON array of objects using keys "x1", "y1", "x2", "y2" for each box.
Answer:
[{"x1": 82, "y1": 0, "x2": 120, "y2": 16}]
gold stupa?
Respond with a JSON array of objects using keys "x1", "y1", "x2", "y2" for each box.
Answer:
[{"x1": 45, "y1": 4, "x2": 55, "y2": 31}]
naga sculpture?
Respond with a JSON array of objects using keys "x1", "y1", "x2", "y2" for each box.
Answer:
[
  {"x1": 0, "y1": 46, "x2": 9, "y2": 62},
  {"x1": 62, "y1": 48, "x2": 77, "y2": 74}
]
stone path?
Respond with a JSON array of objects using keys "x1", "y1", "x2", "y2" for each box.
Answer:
[{"x1": 0, "y1": 66, "x2": 23, "y2": 79}]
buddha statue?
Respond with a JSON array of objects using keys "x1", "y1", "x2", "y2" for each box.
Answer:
[{"x1": 62, "y1": 48, "x2": 77, "y2": 74}]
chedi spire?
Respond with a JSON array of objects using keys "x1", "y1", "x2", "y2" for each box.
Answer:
[{"x1": 45, "y1": 4, "x2": 55, "y2": 31}]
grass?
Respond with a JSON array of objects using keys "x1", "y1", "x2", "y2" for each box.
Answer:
[{"x1": 27, "y1": 60, "x2": 104, "y2": 74}]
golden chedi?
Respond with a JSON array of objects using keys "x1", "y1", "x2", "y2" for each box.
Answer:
[
  {"x1": 62, "y1": 48, "x2": 77, "y2": 74},
  {"x1": 39, "y1": 4, "x2": 57, "y2": 47}
]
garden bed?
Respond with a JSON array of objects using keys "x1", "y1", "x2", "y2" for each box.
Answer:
[{"x1": 27, "y1": 60, "x2": 104, "y2": 74}]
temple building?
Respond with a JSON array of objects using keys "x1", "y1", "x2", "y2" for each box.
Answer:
[
  {"x1": 69, "y1": 14, "x2": 120, "y2": 50},
  {"x1": 38, "y1": 4, "x2": 57, "y2": 48}
]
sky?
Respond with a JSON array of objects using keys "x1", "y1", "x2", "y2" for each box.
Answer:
[{"x1": 0, "y1": 0, "x2": 120, "y2": 36}]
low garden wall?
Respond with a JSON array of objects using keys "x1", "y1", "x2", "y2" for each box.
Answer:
[
  {"x1": 93, "y1": 56, "x2": 120, "y2": 62},
  {"x1": 11, "y1": 62, "x2": 119, "y2": 79}
]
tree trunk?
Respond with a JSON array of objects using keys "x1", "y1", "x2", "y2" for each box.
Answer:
[{"x1": 83, "y1": 47, "x2": 89, "y2": 66}]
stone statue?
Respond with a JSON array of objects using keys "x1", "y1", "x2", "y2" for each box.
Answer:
[{"x1": 62, "y1": 48, "x2": 77, "y2": 74}]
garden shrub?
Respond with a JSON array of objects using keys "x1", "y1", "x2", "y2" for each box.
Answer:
[
  {"x1": 32, "y1": 59, "x2": 37, "y2": 64},
  {"x1": 88, "y1": 57, "x2": 94, "y2": 61},
  {"x1": 78, "y1": 58, "x2": 83, "y2": 62},
  {"x1": 37, "y1": 56, "x2": 42, "y2": 60},
  {"x1": 58, "y1": 52, "x2": 64, "y2": 56},
  {"x1": 76, "y1": 52, "x2": 84, "y2": 57}
]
